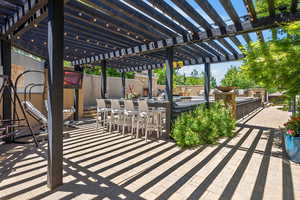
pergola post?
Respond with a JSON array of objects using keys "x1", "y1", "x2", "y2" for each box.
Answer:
[
  {"x1": 204, "y1": 62, "x2": 211, "y2": 108},
  {"x1": 100, "y1": 60, "x2": 107, "y2": 99},
  {"x1": 0, "y1": 39, "x2": 12, "y2": 124},
  {"x1": 148, "y1": 69, "x2": 153, "y2": 98},
  {"x1": 292, "y1": 95, "x2": 297, "y2": 116},
  {"x1": 73, "y1": 65, "x2": 81, "y2": 121},
  {"x1": 47, "y1": 0, "x2": 64, "y2": 190},
  {"x1": 165, "y1": 47, "x2": 174, "y2": 136},
  {"x1": 121, "y1": 72, "x2": 126, "y2": 98}
]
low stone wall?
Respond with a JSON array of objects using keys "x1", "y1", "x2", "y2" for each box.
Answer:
[{"x1": 157, "y1": 85, "x2": 204, "y2": 96}]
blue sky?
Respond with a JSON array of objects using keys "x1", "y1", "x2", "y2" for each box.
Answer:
[{"x1": 177, "y1": 60, "x2": 243, "y2": 85}]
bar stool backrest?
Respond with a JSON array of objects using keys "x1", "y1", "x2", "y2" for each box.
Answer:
[
  {"x1": 138, "y1": 100, "x2": 148, "y2": 112},
  {"x1": 111, "y1": 99, "x2": 121, "y2": 109},
  {"x1": 124, "y1": 100, "x2": 134, "y2": 111},
  {"x1": 96, "y1": 99, "x2": 106, "y2": 109}
]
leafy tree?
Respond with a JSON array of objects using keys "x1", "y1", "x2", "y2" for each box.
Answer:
[
  {"x1": 221, "y1": 66, "x2": 256, "y2": 89},
  {"x1": 84, "y1": 65, "x2": 134, "y2": 78},
  {"x1": 256, "y1": 0, "x2": 291, "y2": 17},
  {"x1": 241, "y1": 21, "x2": 300, "y2": 96},
  {"x1": 210, "y1": 76, "x2": 217, "y2": 88}
]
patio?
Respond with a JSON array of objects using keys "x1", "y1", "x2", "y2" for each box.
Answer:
[{"x1": 1, "y1": 106, "x2": 299, "y2": 200}]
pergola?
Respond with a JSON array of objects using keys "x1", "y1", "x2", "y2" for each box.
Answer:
[{"x1": 0, "y1": 0, "x2": 299, "y2": 190}]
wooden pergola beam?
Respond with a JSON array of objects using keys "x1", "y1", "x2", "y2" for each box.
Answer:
[
  {"x1": 0, "y1": 0, "x2": 47, "y2": 35},
  {"x1": 73, "y1": 11, "x2": 300, "y2": 65}
]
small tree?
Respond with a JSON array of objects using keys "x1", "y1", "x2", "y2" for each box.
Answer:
[
  {"x1": 241, "y1": 21, "x2": 300, "y2": 96},
  {"x1": 221, "y1": 66, "x2": 256, "y2": 89}
]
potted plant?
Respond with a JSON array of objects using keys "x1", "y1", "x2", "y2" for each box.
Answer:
[
  {"x1": 283, "y1": 116, "x2": 300, "y2": 163},
  {"x1": 127, "y1": 84, "x2": 139, "y2": 100}
]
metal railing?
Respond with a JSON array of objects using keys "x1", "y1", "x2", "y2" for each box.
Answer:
[{"x1": 236, "y1": 99, "x2": 262, "y2": 120}]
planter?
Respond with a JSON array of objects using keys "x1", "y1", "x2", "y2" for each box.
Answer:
[
  {"x1": 284, "y1": 133, "x2": 300, "y2": 163},
  {"x1": 216, "y1": 86, "x2": 236, "y2": 92}
]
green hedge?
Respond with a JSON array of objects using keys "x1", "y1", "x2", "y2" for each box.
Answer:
[{"x1": 172, "y1": 101, "x2": 236, "y2": 148}]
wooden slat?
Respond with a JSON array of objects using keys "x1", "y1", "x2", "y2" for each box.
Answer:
[
  {"x1": 257, "y1": 31, "x2": 265, "y2": 43},
  {"x1": 219, "y1": 0, "x2": 242, "y2": 30},
  {"x1": 72, "y1": 11, "x2": 300, "y2": 65},
  {"x1": 13, "y1": 0, "x2": 70, "y2": 37},
  {"x1": 268, "y1": 0, "x2": 275, "y2": 17},
  {"x1": 1, "y1": 0, "x2": 47, "y2": 35},
  {"x1": 242, "y1": 0, "x2": 257, "y2": 20}
]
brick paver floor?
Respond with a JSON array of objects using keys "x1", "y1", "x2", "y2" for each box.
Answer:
[{"x1": 0, "y1": 106, "x2": 299, "y2": 200}]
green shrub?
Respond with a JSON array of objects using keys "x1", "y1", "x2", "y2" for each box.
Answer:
[{"x1": 172, "y1": 101, "x2": 236, "y2": 148}]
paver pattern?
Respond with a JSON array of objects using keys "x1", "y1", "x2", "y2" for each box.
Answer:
[{"x1": 0, "y1": 106, "x2": 299, "y2": 200}]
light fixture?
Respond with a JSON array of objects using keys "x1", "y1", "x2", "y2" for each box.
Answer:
[
  {"x1": 76, "y1": 35, "x2": 79, "y2": 40},
  {"x1": 87, "y1": 39, "x2": 90, "y2": 42},
  {"x1": 33, "y1": 24, "x2": 38, "y2": 28},
  {"x1": 78, "y1": 12, "x2": 82, "y2": 16},
  {"x1": 31, "y1": 39, "x2": 34, "y2": 42},
  {"x1": 93, "y1": 18, "x2": 97, "y2": 22},
  {"x1": 64, "y1": 32, "x2": 67, "y2": 36},
  {"x1": 16, "y1": 36, "x2": 20, "y2": 40}
]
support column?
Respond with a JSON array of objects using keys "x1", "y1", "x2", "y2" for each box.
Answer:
[
  {"x1": 121, "y1": 72, "x2": 126, "y2": 98},
  {"x1": 148, "y1": 69, "x2": 153, "y2": 99},
  {"x1": 73, "y1": 65, "x2": 81, "y2": 121},
  {"x1": 165, "y1": 47, "x2": 174, "y2": 137},
  {"x1": 47, "y1": 0, "x2": 64, "y2": 190},
  {"x1": 204, "y1": 63, "x2": 211, "y2": 108},
  {"x1": 292, "y1": 95, "x2": 297, "y2": 116},
  {"x1": 0, "y1": 39, "x2": 12, "y2": 122},
  {"x1": 100, "y1": 60, "x2": 107, "y2": 99}
]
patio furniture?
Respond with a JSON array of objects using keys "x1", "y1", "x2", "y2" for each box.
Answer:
[
  {"x1": 122, "y1": 100, "x2": 139, "y2": 136},
  {"x1": 96, "y1": 99, "x2": 110, "y2": 129},
  {"x1": 108, "y1": 99, "x2": 123, "y2": 133},
  {"x1": 136, "y1": 100, "x2": 162, "y2": 141}
]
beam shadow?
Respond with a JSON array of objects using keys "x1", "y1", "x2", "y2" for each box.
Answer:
[
  {"x1": 155, "y1": 128, "x2": 253, "y2": 200},
  {"x1": 218, "y1": 129, "x2": 263, "y2": 199}
]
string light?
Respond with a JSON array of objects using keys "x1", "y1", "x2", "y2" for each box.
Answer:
[{"x1": 31, "y1": 39, "x2": 34, "y2": 42}]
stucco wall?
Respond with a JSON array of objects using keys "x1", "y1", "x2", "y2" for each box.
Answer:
[{"x1": 83, "y1": 74, "x2": 158, "y2": 107}]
